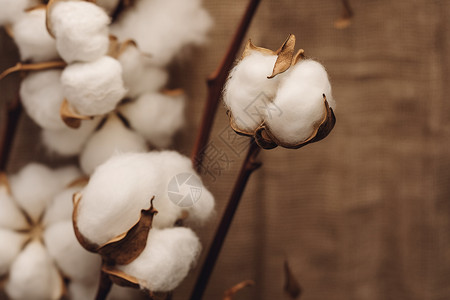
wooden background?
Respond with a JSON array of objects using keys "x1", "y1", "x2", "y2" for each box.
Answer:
[{"x1": 1, "y1": 0, "x2": 450, "y2": 299}]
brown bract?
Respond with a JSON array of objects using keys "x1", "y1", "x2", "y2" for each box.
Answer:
[
  {"x1": 227, "y1": 34, "x2": 335, "y2": 150},
  {"x1": 60, "y1": 99, "x2": 94, "y2": 129}
]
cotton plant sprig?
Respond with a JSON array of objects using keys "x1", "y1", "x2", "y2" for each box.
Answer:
[
  {"x1": 0, "y1": 164, "x2": 102, "y2": 300},
  {"x1": 71, "y1": 151, "x2": 215, "y2": 299}
]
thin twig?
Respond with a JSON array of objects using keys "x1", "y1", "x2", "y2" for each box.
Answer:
[
  {"x1": 95, "y1": 269, "x2": 113, "y2": 300},
  {"x1": 191, "y1": 0, "x2": 261, "y2": 172},
  {"x1": 0, "y1": 96, "x2": 22, "y2": 172},
  {"x1": 190, "y1": 139, "x2": 262, "y2": 300},
  {"x1": 223, "y1": 279, "x2": 255, "y2": 300}
]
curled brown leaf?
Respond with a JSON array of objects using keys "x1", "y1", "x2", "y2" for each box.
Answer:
[{"x1": 60, "y1": 99, "x2": 93, "y2": 129}]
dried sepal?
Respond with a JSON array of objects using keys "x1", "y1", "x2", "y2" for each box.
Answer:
[
  {"x1": 107, "y1": 35, "x2": 120, "y2": 58},
  {"x1": 161, "y1": 88, "x2": 184, "y2": 97},
  {"x1": 66, "y1": 176, "x2": 90, "y2": 189},
  {"x1": 0, "y1": 61, "x2": 67, "y2": 81},
  {"x1": 60, "y1": 99, "x2": 93, "y2": 129},
  {"x1": 241, "y1": 39, "x2": 276, "y2": 59},
  {"x1": 334, "y1": 0, "x2": 353, "y2": 29},
  {"x1": 97, "y1": 197, "x2": 157, "y2": 265},
  {"x1": 292, "y1": 49, "x2": 306, "y2": 66},
  {"x1": 254, "y1": 125, "x2": 277, "y2": 149},
  {"x1": 72, "y1": 192, "x2": 98, "y2": 253},
  {"x1": 223, "y1": 280, "x2": 255, "y2": 300},
  {"x1": 0, "y1": 172, "x2": 12, "y2": 195},
  {"x1": 268, "y1": 34, "x2": 296, "y2": 78},
  {"x1": 102, "y1": 264, "x2": 140, "y2": 289},
  {"x1": 226, "y1": 110, "x2": 254, "y2": 137}
]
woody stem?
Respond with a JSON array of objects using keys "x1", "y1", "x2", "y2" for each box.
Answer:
[
  {"x1": 191, "y1": 0, "x2": 261, "y2": 172},
  {"x1": 0, "y1": 95, "x2": 21, "y2": 172},
  {"x1": 94, "y1": 269, "x2": 113, "y2": 300},
  {"x1": 190, "y1": 139, "x2": 261, "y2": 300}
]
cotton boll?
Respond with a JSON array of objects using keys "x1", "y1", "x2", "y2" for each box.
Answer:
[
  {"x1": 43, "y1": 187, "x2": 81, "y2": 226},
  {"x1": 117, "y1": 227, "x2": 201, "y2": 292},
  {"x1": 118, "y1": 45, "x2": 168, "y2": 97},
  {"x1": 0, "y1": 185, "x2": 28, "y2": 230},
  {"x1": 0, "y1": 0, "x2": 37, "y2": 25},
  {"x1": 68, "y1": 281, "x2": 97, "y2": 300},
  {"x1": 6, "y1": 241, "x2": 63, "y2": 300},
  {"x1": 44, "y1": 221, "x2": 101, "y2": 282},
  {"x1": 50, "y1": 1, "x2": 110, "y2": 62},
  {"x1": 53, "y1": 165, "x2": 82, "y2": 188},
  {"x1": 111, "y1": 0, "x2": 212, "y2": 66},
  {"x1": 223, "y1": 51, "x2": 281, "y2": 132},
  {"x1": 41, "y1": 118, "x2": 99, "y2": 157},
  {"x1": 77, "y1": 152, "x2": 182, "y2": 245},
  {"x1": 265, "y1": 60, "x2": 335, "y2": 145},
  {"x1": 61, "y1": 56, "x2": 126, "y2": 116},
  {"x1": 95, "y1": 0, "x2": 120, "y2": 15},
  {"x1": 119, "y1": 92, "x2": 185, "y2": 148},
  {"x1": 0, "y1": 229, "x2": 27, "y2": 276},
  {"x1": 79, "y1": 114, "x2": 148, "y2": 175},
  {"x1": 12, "y1": 8, "x2": 59, "y2": 62},
  {"x1": 186, "y1": 188, "x2": 215, "y2": 225},
  {"x1": 20, "y1": 70, "x2": 66, "y2": 131},
  {"x1": 9, "y1": 164, "x2": 61, "y2": 222}
]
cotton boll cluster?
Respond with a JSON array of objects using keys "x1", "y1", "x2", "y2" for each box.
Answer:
[
  {"x1": 20, "y1": 70, "x2": 66, "y2": 130},
  {"x1": 49, "y1": 0, "x2": 110, "y2": 63},
  {"x1": 0, "y1": 164, "x2": 103, "y2": 300},
  {"x1": 0, "y1": 0, "x2": 37, "y2": 26},
  {"x1": 80, "y1": 114, "x2": 148, "y2": 174},
  {"x1": 265, "y1": 60, "x2": 335, "y2": 144},
  {"x1": 11, "y1": 8, "x2": 59, "y2": 62},
  {"x1": 119, "y1": 92, "x2": 185, "y2": 148},
  {"x1": 223, "y1": 51, "x2": 280, "y2": 132},
  {"x1": 61, "y1": 56, "x2": 127, "y2": 116},
  {"x1": 117, "y1": 227, "x2": 201, "y2": 292},
  {"x1": 76, "y1": 151, "x2": 215, "y2": 245},
  {"x1": 111, "y1": 0, "x2": 213, "y2": 66}
]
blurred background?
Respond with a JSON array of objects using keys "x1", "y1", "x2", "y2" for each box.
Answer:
[{"x1": 1, "y1": 0, "x2": 449, "y2": 299}]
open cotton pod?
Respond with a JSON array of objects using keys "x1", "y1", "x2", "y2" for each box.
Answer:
[
  {"x1": 109, "y1": 227, "x2": 201, "y2": 292},
  {"x1": 110, "y1": 0, "x2": 213, "y2": 66},
  {"x1": 119, "y1": 91, "x2": 185, "y2": 148},
  {"x1": 47, "y1": 0, "x2": 110, "y2": 63},
  {"x1": 117, "y1": 41, "x2": 168, "y2": 98},
  {"x1": 20, "y1": 69, "x2": 66, "y2": 130},
  {"x1": 11, "y1": 7, "x2": 59, "y2": 62},
  {"x1": 79, "y1": 113, "x2": 148, "y2": 175},
  {"x1": 0, "y1": 0, "x2": 38, "y2": 26},
  {"x1": 61, "y1": 56, "x2": 126, "y2": 116}
]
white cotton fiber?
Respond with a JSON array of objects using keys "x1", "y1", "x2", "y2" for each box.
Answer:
[
  {"x1": 111, "y1": 0, "x2": 213, "y2": 66},
  {"x1": 50, "y1": 1, "x2": 110, "y2": 63},
  {"x1": 9, "y1": 164, "x2": 62, "y2": 222},
  {"x1": 43, "y1": 187, "x2": 81, "y2": 227},
  {"x1": 79, "y1": 114, "x2": 148, "y2": 175},
  {"x1": 223, "y1": 51, "x2": 281, "y2": 132},
  {"x1": 117, "y1": 227, "x2": 201, "y2": 292},
  {"x1": 43, "y1": 221, "x2": 101, "y2": 282},
  {"x1": 12, "y1": 8, "x2": 59, "y2": 62},
  {"x1": 118, "y1": 44, "x2": 168, "y2": 98},
  {"x1": 53, "y1": 165, "x2": 82, "y2": 188},
  {"x1": 61, "y1": 56, "x2": 126, "y2": 116},
  {"x1": 68, "y1": 281, "x2": 97, "y2": 300},
  {"x1": 0, "y1": 185, "x2": 28, "y2": 230},
  {"x1": 77, "y1": 151, "x2": 214, "y2": 245},
  {"x1": 0, "y1": 0, "x2": 36, "y2": 26},
  {"x1": 6, "y1": 241, "x2": 63, "y2": 300},
  {"x1": 20, "y1": 70, "x2": 66, "y2": 131},
  {"x1": 95, "y1": 0, "x2": 120, "y2": 15},
  {"x1": 265, "y1": 59, "x2": 335, "y2": 144},
  {"x1": 0, "y1": 229, "x2": 27, "y2": 276},
  {"x1": 41, "y1": 118, "x2": 99, "y2": 157},
  {"x1": 119, "y1": 92, "x2": 185, "y2": 148}
]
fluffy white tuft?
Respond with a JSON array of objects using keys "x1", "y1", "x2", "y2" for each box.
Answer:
[
  {"x1": 0, "y1": 0, "x2": 37, "y2": 25},
  {"x1": 61, "y1": 56, "x2": 126, "y2": 116},
  {"x1": 0, "y1": 185, "x2": 28, "y2": 230},
  {"x1": 265, "y1": 59, "x2": 335, "y2": 144},
  {"x1": 118, "y1": 44, "x2": 168, "y2": 98},
  {"x1": 119, "y1": 92, "x2": 185, "y2": 148},
  {"x1": 223, "y1": 51, "x2": 280, "y2": 132},
  {"x1": 95, "y1": 0, "x2": 120, "y2": 15},
  {"x1": 117, "y1": 227, "x2": 201, "y2": 292},
  {"x1": 53, "y1": 165, "x2": 83, "y2": 187},
  {"x1": 43, "y1": 221, "x2": 101, "y2": 282},
  {"x1": 41, "y1": 118, "x2": 99, "y2": 157},
  {"x1": 12, "y1": 8, "x2": 59, "y2": 62},
  {"x1": 50, "y1": 1, "x2": 110, "y2": 63},
  {"x1": 77, "y1": 151, "x2": 214, "y2": 245},
  {"x1": 20, "y1": 70, "x2": 66, "y2": 131},
  {"x1": 111, "y1": 0, "x2": 212, "y2": 66},
  {"x1": 0, "y1": 229, "x2": 27, "y2": 276},
  {"x1": 43, "y1": 187, "x2": 81, "y2": 227},
  {"x1": 79, "y1": 114, "x2": 148, "y2": 175},
  {"x1": 6, "y1": 241, "x2": 63, "y2": 300}
]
